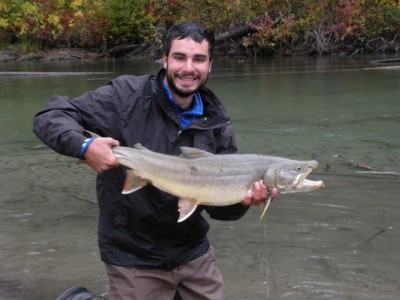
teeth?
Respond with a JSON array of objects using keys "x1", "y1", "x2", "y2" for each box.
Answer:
[
  {"x1": 292, "y1": 173, "x2": 302, "y2": 188},
  {"x1": 178, "y1": 73, "x2": 196, "y2": 80}
]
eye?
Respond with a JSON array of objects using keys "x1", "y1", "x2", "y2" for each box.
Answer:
[
  {"x1": 172, "y1": 54, "x2": 185, "y2": 61},
  {"x1": 296, "y1": 166, "x2": 303, "y2": 171},
  {"x1": 194, "y1": 57, "x2": 207, "y2": 63}
]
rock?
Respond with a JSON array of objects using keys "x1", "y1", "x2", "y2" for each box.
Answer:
[
  {"x1": 17, "y1": 52, "x2": 45, "y2": 61},
  {"x1": 0, "y1": 50, "x2": 19, "y2": 62},
  {"x1": 0, "y1": 48, "x2": 100, "y2": 63}
]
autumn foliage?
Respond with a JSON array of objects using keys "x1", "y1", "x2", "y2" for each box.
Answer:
[{"x1": 0, "y1": 0, "x2": 399, "y2": 55}]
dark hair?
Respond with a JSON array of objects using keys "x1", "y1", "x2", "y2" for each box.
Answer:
[{"x1": 162, "y1": 21, "x2": 215, "y2": 60}]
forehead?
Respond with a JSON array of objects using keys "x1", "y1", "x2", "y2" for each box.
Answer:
[{"x1": 169, "y1": 37, "x2": 210, "y2": 58}]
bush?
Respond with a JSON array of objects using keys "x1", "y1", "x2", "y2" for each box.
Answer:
[{"x1": 0, "y1": 0, "x2": 399, "y2": 55}]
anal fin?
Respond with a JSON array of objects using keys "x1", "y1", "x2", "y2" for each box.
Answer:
[{"x1": 178, "y1": 198, "x2": 198, "y2": 222}]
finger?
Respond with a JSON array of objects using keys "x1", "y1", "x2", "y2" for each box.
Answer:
[
  {"x1": 242, "y1": 189, "x2": 253, "y2": 206},
  {"x1": 253, "y1": 181, "x2": 261, "y2": 200},
  {"x1": 252, "y1": 181, "x2": 267, "y2": 205},
  {"x1": 269, "y1": 187, "x2": 279, "y2": 202},
  {"x1": 108, "y1": 138, "x2": 120, "y2": 147},
  {"x1": 259, "y1": 180, "x2": 267, "y2": 199}
]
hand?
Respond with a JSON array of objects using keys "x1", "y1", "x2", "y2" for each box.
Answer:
[
  {"x1": 242, "y1": 180, "x2": 278, "y2": 206},
  {"x1": 83, "y1": 137, "x2": 120, "y2": 172}
]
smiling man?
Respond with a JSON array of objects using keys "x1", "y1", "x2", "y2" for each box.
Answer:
[
  {"x1": 164, "y1": 36, "x2": 211, "y2": 106},
  {"x1": 33, "y1": 21, "x2": 277, "y2": 300}
]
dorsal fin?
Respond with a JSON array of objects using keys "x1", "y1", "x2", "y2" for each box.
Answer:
[
  {"x1": 180, "y1": 147, "x2": 213, "y2": 158},
  {"x1": 133, "y1": 143, "x2": 147, "y2": 150}
]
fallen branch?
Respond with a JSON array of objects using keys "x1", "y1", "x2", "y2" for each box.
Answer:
[
  {"x1": 366, "y1": 34, "x2": 400, "y2": 52},
  {"x1": 356, "y1": 171, "x2": 400, "y2": 176},
  {"x1": 97, "y1": 43, "x2": 149, "y2": 58},
  {"x1": 215, "y1": 23, "x2": 258, "y2": 45}
]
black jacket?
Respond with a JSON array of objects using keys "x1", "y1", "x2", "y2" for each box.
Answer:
[{"x1": 33, "y1": 69, "x2": 249, "y2": 269}]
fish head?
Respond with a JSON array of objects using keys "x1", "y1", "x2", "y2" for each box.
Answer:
[{"x1": 264, "y1": 160, "x2": 324, "y2": 193}]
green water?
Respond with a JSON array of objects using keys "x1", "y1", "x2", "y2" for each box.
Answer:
[{"x1": 0, "y1": 55, "x2": 399, "y2": 299}]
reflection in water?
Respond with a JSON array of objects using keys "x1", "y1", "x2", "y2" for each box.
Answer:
[{"x1": 0, "y1": 55, "x2": 399, "y2": 299}]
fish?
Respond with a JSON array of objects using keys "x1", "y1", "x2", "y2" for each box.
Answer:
[{"x1": 110, "y1": 143, "x2": 325, "y2": 223}]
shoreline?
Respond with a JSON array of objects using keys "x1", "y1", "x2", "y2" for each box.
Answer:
[
  {"x1": 2, "y1": 46, "x2": 400, "y2": 64},
  {"x1": 0, "y1": 48, "x2": 106, "y2": 63}
]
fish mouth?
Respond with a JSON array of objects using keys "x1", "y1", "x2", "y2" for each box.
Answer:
[
  {"x1": 292, "y1": 167, "x2": 312, "y2": 188},
  {"x1": 292, "y1": 168, "x2": 325, "y2": 191}
]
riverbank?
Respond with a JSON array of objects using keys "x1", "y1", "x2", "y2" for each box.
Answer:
[
  {"x1": 0, "y1": 45, "x2": 253, "y2": 63},
  {"x1": 0, "y1": 48, "x2": 102, "y2": 63},
  {"x1": 0, "y1": 46, "x2": 254, "y2": 63},
  {"x1": 1, "y1": 45, "x2": 400, "y2": 65}
]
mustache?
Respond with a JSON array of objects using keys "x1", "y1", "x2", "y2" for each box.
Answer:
[{"x1": 176, "y1": 71, "x2": 198, "y2": 78}]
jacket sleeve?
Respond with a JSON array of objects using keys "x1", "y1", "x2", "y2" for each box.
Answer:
[
  {"x1": 32, "y1": 82, "x2": 121, "y2": 157},
  {"x1": 205, "y1": 203, "x2": 250, "y2": 221}
]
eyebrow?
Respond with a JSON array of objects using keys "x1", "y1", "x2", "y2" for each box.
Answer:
[{"x1": 171, "y1": 52, "x2": 209, "y2": 59}]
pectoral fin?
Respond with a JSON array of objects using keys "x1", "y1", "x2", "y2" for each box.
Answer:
[
  {"x1": 259, "y1": 196, "x2": 272, "y2": 223},
  {"x1": 178, "y1": 198, "x2": 198, "y2": 222},
  {"x1": 122, "y1": 170, "x2": 150, "y2": 194}
]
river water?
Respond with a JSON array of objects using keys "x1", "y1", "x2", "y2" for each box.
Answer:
[{"x1": 0, "y1": 54, "x2": 399, "y2": 299}]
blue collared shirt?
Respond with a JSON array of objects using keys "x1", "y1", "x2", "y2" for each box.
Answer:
[{"x1": 162, "y1": 81, "x2": 204, "y2": 128}]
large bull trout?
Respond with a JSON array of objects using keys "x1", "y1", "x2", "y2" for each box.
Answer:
[{"x1": 111, "y1": 144, "x2": 325, "y2": 222}]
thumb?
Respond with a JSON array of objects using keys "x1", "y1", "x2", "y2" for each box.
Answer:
[{"x1": 103, "y1": 137, "x2": 120, "y2": 147}]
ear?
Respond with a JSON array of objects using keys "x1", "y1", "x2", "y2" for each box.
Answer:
[
  {"x1": 208, "y1": 60, "x2": 213, "y2": 73},
  {"x1": 163, "y1": 53, "x2": 168, "y2": 69}
]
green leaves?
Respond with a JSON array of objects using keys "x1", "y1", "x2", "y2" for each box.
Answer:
[{"x1": 1, "y1": 0, "x2": 399, "y2": 54}]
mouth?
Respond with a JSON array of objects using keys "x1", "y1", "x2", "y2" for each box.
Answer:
[
  {"x1": 300, "y1": 178, "x2": 325, "y2": 189},
  {"x1": 292, "y1": 168, "x2": 325, "y2": 191},
  {"x1": 292, "y1": 168, "x2": 312, "y2": 189},
  {"x1": 176, "y1": 73, "x2": 199, "y2": 84}
]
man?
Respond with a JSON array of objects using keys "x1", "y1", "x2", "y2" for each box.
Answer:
[{"x1": 34, "y1": 21, "x2": 277, "y2": 300}]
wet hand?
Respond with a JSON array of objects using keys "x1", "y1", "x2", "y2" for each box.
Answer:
[
  {"x1": 83, "y1": 137, "x2": 120, "y2": 172},
  {"x1": 242, "y1": 180, "x2": 278, "y2": 206}
]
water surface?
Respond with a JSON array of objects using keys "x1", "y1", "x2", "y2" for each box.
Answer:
[{"x1": 0, "y1": 55, "x2": 399, "y2": 299}]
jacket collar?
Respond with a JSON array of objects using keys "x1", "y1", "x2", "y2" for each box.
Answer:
[{"x1": 162, "y1": 80, "x2": 203, "y2": 128}]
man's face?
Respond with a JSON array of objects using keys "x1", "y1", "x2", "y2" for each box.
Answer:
[{"x1": 163, "y1": 37, "x2": 212, "y2": 99}]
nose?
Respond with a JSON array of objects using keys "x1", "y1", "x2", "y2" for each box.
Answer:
[{"x1": 183, "y1": 59, "x2": 194, "y2": 72}]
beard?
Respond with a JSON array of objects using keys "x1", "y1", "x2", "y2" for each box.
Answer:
[{"x1": 165, "y1": 71, "x2": 208, "y2": 98}]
